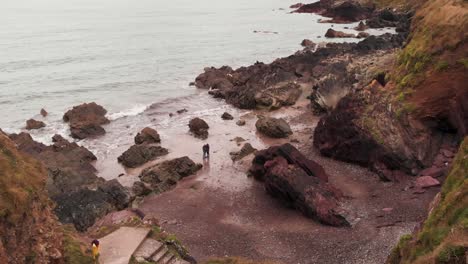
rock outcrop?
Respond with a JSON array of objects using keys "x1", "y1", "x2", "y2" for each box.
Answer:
[
  {"x1": 63, "y1": 102, "x2": 110, "y2": 139},
  {"x1": 118, "y1": 144, "x2": 168, "y2": 168},
  {"x1": 8, "y1": 132, "x2": 130, "y2": 231},
  {"x1": 294, "y1": 0, "x2": 375, "y2": 23},
  {"x1": 230, "y1": 143, "x2": 257, "y2": 161},
  {"x1": 221, "y1": 112, "x2": 234, "y2": 120},
  {"x1": 135, "y1": 127, "x2": 161, "y2": 144},
  {"x1": 249, "y1": 144, "x2": 348, "y2": 226},
  {"x1": 255, "y1": 116, "x2": 292, "y2": 138},
  {"x1": 26, "y1": 118, "x2": 46, "y2": 130},
  {"x1": 0, "y1": 133, "x2": 94, "y2": 262},
  {"x1": 387, "y1": 137, "x2": 467, "y2": 264},
  {"x1": 137, "y1": 157, "x2": 202, "y2": 194},
  {"x1": 325, "y1": 28, "x2": 355, "y2": 38},
  {"x1": 189, "y1": 117, "x2": 209, "y2": 139}
]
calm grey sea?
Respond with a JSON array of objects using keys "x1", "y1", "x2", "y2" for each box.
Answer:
[{"x1": 0, "y1": 0, "x2": 367, "y2": 133}]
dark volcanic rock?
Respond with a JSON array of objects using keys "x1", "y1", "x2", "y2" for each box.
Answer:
[
  {"x1": 8, "y1": 132, "x2": 130, "y2": 231},
  {"x1": 63, "y1": 102, "x2": 110, "y2": 139},
  {"x1": 53, "y1": 189, "x2": 114, "y2": 232},
  {"x1": 295, "y1": 0, "x2": 375, "y2": 23},
  {"x1": 255, "y1": 116, "x2": 292, "y2": 138},
  {"x1": 98, "y1": 179, "x2": 131, "y2": 210},
  {"x1": 135, "y1": 127, "x2": 161, "y2": 144},
  {"x1": 26, "y1": 119, "x2": 46, "y2": 130},
  {"x1": 230, "y1": 143, "x2": 257, "y2": 161},
  {"x1": 249, "y1": 144, "x2": 348, "y2": 226},
  {"x1": 117, "y1": 144, "x2": 169, "y2": 168},
  {"x1": 301, "y1": 39, "x2": 316, "y2": 48},
  {"x1": 325, "y1": 28, "x2": 355, "y2": 38},
  {"x1": 139, "y1": 156, "x2": 202, "y2": 193},
  {"x1": 255, "y1": 82, "x2": 302, "y2": 109},
  {"x1": 221, "y1": 112, "x2": 234, "y2": 120},
  {"x1": 354, "y1": 21, "x2": 369, "y2": 31},
  {"x1": 132, "y1": 181, "x2": 152, "y2": 197},
  {"x1": 189, "y1": 117, "x2": 209, "y2": 139}
]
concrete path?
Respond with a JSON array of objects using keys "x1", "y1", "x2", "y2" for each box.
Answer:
[{"x1": 99, "y1": 227, "x2": 150, "y2": 264}]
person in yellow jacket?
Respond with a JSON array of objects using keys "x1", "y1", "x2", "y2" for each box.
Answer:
[{"x1": 91, "y1": 239, "x2": 100, "y2": 262}]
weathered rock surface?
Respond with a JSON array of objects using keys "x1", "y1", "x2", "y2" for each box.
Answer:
[
  {"x1": 8, "y1": 132, "x2": 130, "y2": 231},
  {"x1": 118, "y1": 144, "x2": 168, "y2": 168},
  {"x1": 301, "y1": 39, "x2": 316, "y2": 49},
  {"x1": 189, "y1": 117, "x2": 209, "y2": 139},
  {"x1": 194, "y1": 32, "x2": 406, "y2": 111},
  {"x1": 325, "y1": 28, "x2": 356, "y2": 38},
  {"x1": 138, "y1": 157, "x2": 202, "y2": 194},
  {"x1": 135, "y1": 127, "x2": 161, "y2": 144},
  {"x1": 255, "y1": 82, "x2": 302, "y2": 109},
  {"x1": 26, "y1": 118, "x2": 46, "y2": 130},
  {"x1": 236, "y1": 120, "x2": 246, "y2": 126},
  {"x1": 354, "y1": 21, "x2": 368, "y2": 31},
  {"x1": 250, "y1": 144, "x2": 348, "y2": 226},
  {"x1": 230, "y1": 143, "x2": 257, "y2": 161},
  {"x1": 221, "y1": 112, "x2": 234, "y2": 120},
  {"x1": 63, "y1": 102, "x2": 110, "y2": 139},
  {"x1": 357, "y1": 32, "x2": 370, "y2": 38},
  {"x1": 415, "y1": 176, "x2": 440, "y2": 189},
  {"x1": 294, "y1": 0, "x2": 375, "y2": 23},
  {"x1": 255, "y1": 116, "x2": 292, "y2": 138},
  {"x1": 40, "y1": 108, "x2": 48, "y2": 117}
]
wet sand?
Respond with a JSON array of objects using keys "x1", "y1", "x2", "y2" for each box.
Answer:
[{"x1": 135, "y1": 93, "x2": 440, "y2": 264}]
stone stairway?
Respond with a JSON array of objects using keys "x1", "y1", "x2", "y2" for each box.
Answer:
[
  {"x1": 99, "y1": 227, "x2": 151, "y2": 264},
  {"x1": 132, "y1": 238, "x2": 189, "y2": 264}
]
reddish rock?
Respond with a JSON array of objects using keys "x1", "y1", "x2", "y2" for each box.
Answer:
[
  {"x1": 63, "y1": 102, "x2": 110, "y2": 139},
  {"x1": 26, "y1": 119, "x2": 45, "y2": 130},
  {"x1": 290, "y1": 3, "x2": 304, "y2": 9},
  {"x1": 250, "y1": 144, "x2": 348, "y2": 226},
  {"x1": 325, "y1": 28, "x2": 356, "y2": 38},
  {"x1": 294, "y1": 0, "x2": 375, "y2": 23},
  {"x1": 415, "y1": 176, "x2": 441, "y2": 189},
  {"x1": 419, "y1": 166, "x2": 445, "y2": 178},
  {"x1": 357, "y1": 32, "x2": 370, "y2": 38},
  {"x1": 354, "y1": 21, "x2": 369, "y2": 31},
  {"x1": 250, "y1": 143, "x2": 328, "y2": 182},
  {"x1": 188, "y1": 117, "x2": 209, "y2": 139},
  {"x1": 134, "y1": 127, "x2": 161, "y2": 145},
  {"x1": 440, "y1": 149, "x2": 454, "y2": 158},
  {"x1": 40, "y1": 108, "x2": 48, "y2": 117},
  {"x1": 301, "y1": 39, "x2": 316, "y2": 48}
]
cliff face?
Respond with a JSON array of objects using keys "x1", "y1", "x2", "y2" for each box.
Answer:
[
  {"x1": 0, "y1": 133, "x2": 93, "y2": 263},
  {"x1": 314, "y1": 0, "x2": 467, "y2": 179},
  {"x1": 387, "y1": 137, "x2": 467, "y2": 264}
]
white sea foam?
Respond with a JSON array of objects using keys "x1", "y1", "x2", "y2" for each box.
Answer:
[{"x1": 107, "y1": 105, "x2": 148, "y2": 121}]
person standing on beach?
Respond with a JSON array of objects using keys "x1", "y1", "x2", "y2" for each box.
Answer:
[{"x1": 202, "y1": 144, "x2": 210, "y2": 159}]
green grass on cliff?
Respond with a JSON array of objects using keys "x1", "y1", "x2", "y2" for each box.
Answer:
[
  {"x1": 0, "y1": 134, "x2": 46, "y2": 224},
  {"x1": 387, "y1": 137, "x2": 468, "y2": 264}
]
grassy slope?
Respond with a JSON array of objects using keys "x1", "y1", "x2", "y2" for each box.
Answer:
[
  {"x1": 387, "y1": 137, "x2": 468, "y2": 263},
  {"x1": 0, "y1": 133, "x2": 94, "y2": 263}
]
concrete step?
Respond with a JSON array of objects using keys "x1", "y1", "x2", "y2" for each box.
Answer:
[
  {"x1": 133, "y1": 238, "x2": 164, "y2": 262},
  {"x1": 98, "y1": 227, "x2": 150, "y2": 264},
  {"x1": 160, "y1": 252, "x2": 174, "y2": 264},
  {"x1": 151, "y1": 246, "x2": 168, "y2": 263}
]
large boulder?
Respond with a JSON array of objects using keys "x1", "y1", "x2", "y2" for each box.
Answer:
[
  {"x1": 63, "y1": 102, "x2": 110, "y2": 139},
  {"x1": 255, "y1": 116, "x2": 292, "y2": 138},
  {"x1": 254, "y1": 82, "x2": 302, "y2": 109},
  {"x1": 26, "y1": 119, "x2": 45, "y2": 130},
  {"x1": 135, "y1": 127, "x2": 161, "y2": 144},
  {"x1": 189, "y1": 118, "x2": 209, "y2": 139},
  {"x1": 249, "y1": 144, "x2": 348, "y2": 226},
  {"x1": 230, "y1": 143, "x2": 257, "y2": 161},
  {"x1": 325, "y1": 28, "x2": 356, "y2": 38},
  {"x1": 98, "y1": 179, "x2": 131, "y2": 210},
  {"x1": 139, "y1": 156, "x2": 202, "y2": 193},
  {"x1": 117, "y1": 144, "x2": 168, "y2": 168}
]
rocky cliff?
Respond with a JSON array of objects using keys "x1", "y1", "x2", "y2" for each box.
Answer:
[
  {"x1": 0, "y1": 133, "x2": 93, "y2": 263},
  {"x1": 387, "y1": 137, "x2": 467, "y2": 264}
]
